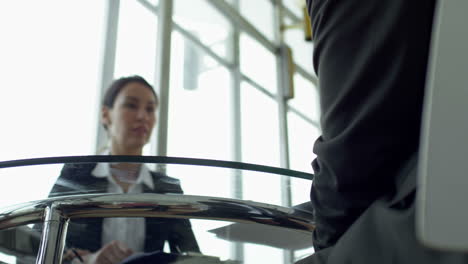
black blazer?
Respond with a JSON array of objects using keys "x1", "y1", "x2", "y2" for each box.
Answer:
[{"x1": 49, "y1": 163, "x2": 200, "y2": 253}]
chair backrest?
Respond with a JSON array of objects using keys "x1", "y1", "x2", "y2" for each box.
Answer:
[{"x1": 417, "y1": 0, "x2": 468, "y2": 251}]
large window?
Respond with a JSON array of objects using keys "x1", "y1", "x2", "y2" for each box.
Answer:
[
  {"x1": 283, "y1": 15, "x2": 315, "y2": 75},
  {"x1": 1, "y1": 1, "x2": 319, "y2": 263},
  {"x1": 0, "y1": 1, "x2": 318, "y2": 173},
  {"x1": 166, "y1": 11, "x2": 235, "y2": 258},
  {"x1": 239, "y1": 0, "x2": 275, "y2": 41},
  {"x1": 287, "y1": 73, "x2": 320, "y2": 178},
  {"x1": 240, "y1": 33, "x2": 277, "y2": 94},
  {"x1": 168, "y1": 0, "x2": 233, "y2": 161},
  {"x1": 114, "y1": 0, "x2": 158, "y2": 82},
  {"x1": 0, "y1": 1, "x2": 105, "y2": 160},
  {"x1": 288, "y1": 112, "x2": 320, "y2": 204},
  {"x1": 167, "y1": 31, "x2": 233, "y2": 161},
  {"x1": 173, "y1": 0, "x2": 231, "y2": 60},
  {"x1": 288, "y1": 74, "x2": 320, "y2": 121},
  {"x1": 241, "y1": 82, "x2": 280, "y2": 167}
]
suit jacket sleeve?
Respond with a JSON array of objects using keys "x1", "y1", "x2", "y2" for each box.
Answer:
[
  {"x1": 148, "y1": 173, "x2": 201, "y2": 253},
  {"x1": 48, "y1": 163, "x2": 105, "y2": 252},
  {"x1": 49, "y1": 163, "x2": 106, "y2": 197}
]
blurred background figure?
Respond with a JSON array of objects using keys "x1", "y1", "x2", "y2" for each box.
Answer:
[{"x1": 50, "y1": 76, "x2": 199, "y2": 264}]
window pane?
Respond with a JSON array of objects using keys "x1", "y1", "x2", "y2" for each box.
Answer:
[
  {"x1": 283, "y1": 19, "x2": 316, "y2": 77},
  {"x1": 173, "y1": 0, "x2": 231, "y2": 60},
  {"x1": 287, "y1": 111, "x2": 320, "y2": 205},
  {"x1": 288, "y1": 73, "x2": 320, "y2": 121},
  {"x1": 288, "y1": 110, "x2": 318, "y2": 261},
  {"x1": 241, "y1": 82, "x2": 280, "y2": 167},
  {"x1": 0, "y1": 165, "x2": 62, "y2": 207},
  {"x1": 242, "y1": 170, "x2": 282, "y2": 205},
  {"x1": 244, "y1": 243, "x2": 283, "y2": 264},
  {"x1": 295, "y1": 247, "x2": 315, "y2": 264},
  {"x1": 167, "y1": 32, "x2": 233, "y2": 161},
  {"x1": 241, "y1": 82, "x2": 283, "y2": 236},
  {"x1": 114, "y1": 0, "x2": 158, "y2": 81},
  {"x1": 283, "y1": 0, "x2": 303, "y2": 18},
  {"x1": 146, "y1": 0, "x2": 159, "y2": 7},
  {"x1": 240, "y1": 34, "x2": 277, "y2": 93},
  {"x1": 0, "y1": 2, "x2": 105, "y2": 160},
  {"x1": 0, "y1": 225, "x2": 42, "y2": 264},
  {"x1": 239, "y1": 0, "x2": 275, "y2": 41}
]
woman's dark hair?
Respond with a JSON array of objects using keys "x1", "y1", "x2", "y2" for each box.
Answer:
[{"x1": 103, "y1": 75, "x2": 158, "y2": 108}]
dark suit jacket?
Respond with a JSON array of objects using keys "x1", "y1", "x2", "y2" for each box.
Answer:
[
  {"x1": 49, "y1": 163, "x2": 200, "y2": 253},
  {"x1": 307, "y1": 0, "x2": 436, "y2": 251}
]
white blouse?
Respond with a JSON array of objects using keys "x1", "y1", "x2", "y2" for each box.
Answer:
[{"x1": 91, "y1": 162, "x2": 155, "y2": 253}]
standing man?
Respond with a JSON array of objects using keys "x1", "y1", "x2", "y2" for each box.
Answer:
[{"x1": 298, "y1": 1, "x2": 468, "y2": 263}]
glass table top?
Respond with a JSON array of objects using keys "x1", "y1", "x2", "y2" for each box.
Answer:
[
  {"x1": 0, "y1": 156, "x2": 315, "y2": 264},
  {"x1": 0, "y1": 155, "x2": 313, "y2": 208}
]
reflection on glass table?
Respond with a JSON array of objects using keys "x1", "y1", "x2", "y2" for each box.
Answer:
[
  {"x1": 0, "y1": 156, "x2": 315, "y2": 264},
  {"x1": 0, "y1": 225, "x2": 41, "y2": 264}
]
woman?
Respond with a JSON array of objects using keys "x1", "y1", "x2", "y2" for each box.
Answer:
[{"x1": 50, "y1": 76, "x2": 199, "y2": 264}]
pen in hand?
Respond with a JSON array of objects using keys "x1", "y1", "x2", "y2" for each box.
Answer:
[{"x1": 71, "y1": 248, "x2": 84, "y2": 263}]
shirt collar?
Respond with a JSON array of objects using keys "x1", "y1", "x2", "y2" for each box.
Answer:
[{"x1": 91, "y1": 162, "x2": 154, "y2": 190}]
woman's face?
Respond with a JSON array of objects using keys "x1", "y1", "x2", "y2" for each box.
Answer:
[{"x1": 102, "y1": 82, "x2": 157, "y2": 154}]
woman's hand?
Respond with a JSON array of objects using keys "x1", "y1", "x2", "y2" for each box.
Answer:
[
  {"x1": 82, "y1": 241, "x2": 134, "y2": 264},
  {"x1": 64, "y1": 248, "x2": 90, "y2": 263}
]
